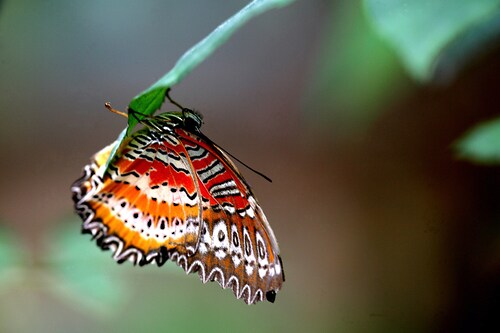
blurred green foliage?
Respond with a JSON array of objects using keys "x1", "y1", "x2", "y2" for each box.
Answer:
[
  {"x1": 0, "y1": 220, "x2": 330, "y2": 333},
  {"x1": 46, "y1": 219, "x2": 131, "y2": 315},
  {"x1": 128, "y1": 0, "x2": 296, "y2": 122},
  {"x1": 306, "y1": 1, "x2": 408, "y2": 136},
  {"x1": 365, "y1": 0, "x2": 500, "y2": 81},
  {"x1": 455, "y1": 117, "x2": 500, "y2": 164},
  {"x1": 0, "y1": 226, "x2": 25, "y2": 292}
]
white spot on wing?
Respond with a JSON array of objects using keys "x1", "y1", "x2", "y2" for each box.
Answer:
[
  {"x1": 198, "y1": 221, "x2": 211, "y2": 254},
  {"x1": 212, "y1": 220, "x2": 229, "y2": 259},
  {"x1": 230, "y1": 224, "x2": 243, "y2": 267},
  {"x1": 246, "y1": 206, "x2": 255, "y2": 219},
  {"x1": 243, "y1": 228, "x2": 256, "y2": 276},
  {"x1": 275, "y1": 261, "x2": 282, "y2": 275},
  {"x1": 255, "y1": 231, "x2": 269, "y2": 279}
]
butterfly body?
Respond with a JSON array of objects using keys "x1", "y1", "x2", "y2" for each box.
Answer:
[{"x1": 72, "y1": 109, "x2": 284, "y2": 304}]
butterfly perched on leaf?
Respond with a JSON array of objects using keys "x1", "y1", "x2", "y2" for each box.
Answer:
[{"x1": 71, "y1": 91, "x2": 284, "y2": 304}]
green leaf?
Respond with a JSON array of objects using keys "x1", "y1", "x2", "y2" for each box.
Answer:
[
  {"x1": 455, "y1": 117, "x2": 500, "y2": 164},
  {"x1": 127, "y1": 88, "x2": 167, "y2": 135},
  {"x1": 103, "y1": 0, "x2": 295, "y2": 172},
  {"x1": 127, "y1": 0, "x2": 296, "y2": 130},
  {"x1": 364, "y1": 0, "x2": 500, "y2": 81}
]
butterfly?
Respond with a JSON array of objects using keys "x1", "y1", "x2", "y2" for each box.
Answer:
[{"x1": 71, "y1": 92, "x2": 284, "y2": 304}]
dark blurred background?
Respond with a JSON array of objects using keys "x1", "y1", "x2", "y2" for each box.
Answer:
[{"x1": 1, "y1": 0, "x2": 500, "y2": 332}]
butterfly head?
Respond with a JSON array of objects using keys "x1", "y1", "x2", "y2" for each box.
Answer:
[{"x1": 182, "y1": 108, "x2": 204, "y2": 132}]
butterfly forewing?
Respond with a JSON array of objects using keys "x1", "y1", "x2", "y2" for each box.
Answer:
[{"x1": 72, "y1": 110, "x2": 284, "y2": 304}]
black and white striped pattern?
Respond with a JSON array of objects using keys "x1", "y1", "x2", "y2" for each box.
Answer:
[{"x1": 184, "y1": 143, "x2": 243, "y2": 210}]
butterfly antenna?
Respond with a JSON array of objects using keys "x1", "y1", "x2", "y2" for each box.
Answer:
[
  {"x1": 198, "y1": 132, "x2": 272, "y2": 183},
  {"x1": 105, "y1": 103, "x2": 128, "y2": 118},
  {"x1": 105, "y1": 103, "x2": 153, "y2": 124},
  {"x1": 224, "y1": 148, "x2": 273, "y2": 183}
]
